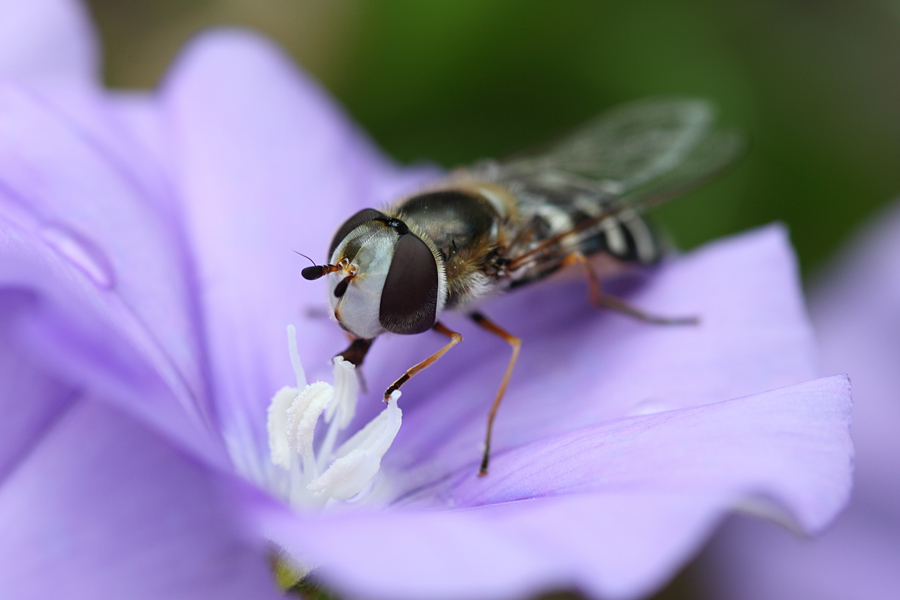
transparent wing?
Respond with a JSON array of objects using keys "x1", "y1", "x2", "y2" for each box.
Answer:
[{"x1": 491, "y1": 98, "x2": 744, "y2": 208}]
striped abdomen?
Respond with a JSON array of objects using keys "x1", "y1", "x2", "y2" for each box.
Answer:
[{"x1": 504, "y1": 177, "x2": 662, "y2": 289}]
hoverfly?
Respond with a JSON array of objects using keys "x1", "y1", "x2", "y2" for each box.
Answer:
[{"x1": 302, "y1": 99, "x2": 742, "y2": 476}]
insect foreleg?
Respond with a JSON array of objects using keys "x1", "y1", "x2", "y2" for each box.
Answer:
[
  {"x1": 337, "y1": 336, "x2": 375, "y2": 366},
  {"x1": 562, "y1": 252, "x2": 699, "y2": 325},
  {"x1": 383, "y1": 322, "x2": 462, "y2": 401},
  {"x1": 337, "y1": 336, "x2": 375, "y2": 392},
  {"x1": 469, "y1": 311, "x2": 521, "y2": 477}
]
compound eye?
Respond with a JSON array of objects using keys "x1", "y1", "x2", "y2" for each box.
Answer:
[
  {"x1": 379, "y1": 234, "x2": 438, "y2": 334},
  {"x1": 328, "y1": 208, "x2": 389, "y2": 259}
]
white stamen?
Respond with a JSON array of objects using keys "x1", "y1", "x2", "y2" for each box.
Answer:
[
  {"x1": 265, "y1": 326, "x2": 403, "y2": 510},
  {"x1": 317, "y1": 357, "x2": 359, "y2": 472},
  {"x1": 334, "y1": 390, "x2": 401, "y2": 459},
  {"x1": 308, "y1": 392, "x2": 402, "y2": 500},
  {"x1": 325, "y1": 356, "x2": 358, "y2": 428},
  {"x1": 268, "y1": 386, "x2": 300, "y2": 469},
  {"x1": 286, "y1": 324, "x2": 307, "y2": 389},
  {"x1": 286, "y1": 382, "x2": 333, "y2": 458}
]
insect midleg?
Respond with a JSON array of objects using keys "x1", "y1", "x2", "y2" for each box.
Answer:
[
  {"x1": 469, "y1": 311, "x2": 521, "y2": 477},
  {"x1": 562, "y1": 251, "x2": 699, "y2": 325},
  {"x1": 383, "y1": 322, "x2": 462, "y2": 401}
]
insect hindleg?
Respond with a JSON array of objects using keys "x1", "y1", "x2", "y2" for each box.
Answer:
[
  {"x1": 563, "y1": 252, "x2": 698, "y2": 325},
  {"x1": 469, "y1": 311, "x2": 521, "y2": 477},
  {"x1": 384, "y1": 322, "x2": 462, "y2": 401}
]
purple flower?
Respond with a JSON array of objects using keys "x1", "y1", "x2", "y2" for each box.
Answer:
[
  {"x1": 701, "y1": 202, "x2": 900, "y2": 600},
  {"x1": 0, "y1": 2, "x2": 853, "y2": 599}
]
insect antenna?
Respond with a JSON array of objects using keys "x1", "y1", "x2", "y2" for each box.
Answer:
[
  {"x1": 293, "y1": 250, "x2": 317, "y2": 265},
  {"x1": 301, "y1": 265, "x2": 336, "y2": 280},
  {"x1": 293, "y1": 250, "x2": 339, "y2": 280}
]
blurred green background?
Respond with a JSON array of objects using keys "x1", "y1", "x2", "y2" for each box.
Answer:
[{"x1": 86, "y1": 0, "x2": 900, "y2": 278}]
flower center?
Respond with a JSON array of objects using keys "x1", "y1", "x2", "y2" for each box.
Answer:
[{"x1": 266, "y1": 325, "x2": 402, "y2": 509}]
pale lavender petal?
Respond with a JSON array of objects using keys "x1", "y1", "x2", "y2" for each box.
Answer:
[
  {"x1": 0, "y1": 86, "x2": 224, "y2": 466},
  {"x1": 0, "y1": 0, "x2": 98, "y2": 86},
  {"x1": 0, "y1": 395, "x2": 282, "y2": 600},
  {"x1": 158, "y1": 30, "x2": 437, "y2": 476},
  {"x1": 0, "y1": 288, "x2": 75, "y2": 482},
  {"x1": 109, "y1": 92, "x2": 174, "y2": 179},
  {"x1": 263, "y1": 375, "x2": 851, "y2": 600},
  {"x1": 448, "y1": 376, "x2": 852, "y2": 526},
  {"x1": 0, "y1": 211, "x2": 227, "y2": 471},
  {"x1": 701, "y1": 201, "x2": 900, "y2": 599}
]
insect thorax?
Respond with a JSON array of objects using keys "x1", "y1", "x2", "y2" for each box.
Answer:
[{"x1": 392, "y1": 188, "x2": 509, "y2": 309}]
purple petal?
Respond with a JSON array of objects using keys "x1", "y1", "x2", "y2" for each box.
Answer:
[
  {"x1": 0, "y1": 395, "x2": 282, "y2": 600},
  {"x1": 262, "y1": 375, "x2": 851, "y2": 600},
  {"x1": 0, "y1": 287, "x2": 75, "y2": 483},
  {"x1": 701, "y1": 201, "x2": 900, "y2": 598},
  {"x1": 0, "y1": 0, "x2": 99, "y2": 86},
  {"x1": 449, "y1": 376, "x2": 852, "y2": 526},
  {"x1": 0, "y1": 85, "x2": 224, "y2": 466},
  {"x1": 108, "y1": 92, "x2": 174, "y2": 180}
]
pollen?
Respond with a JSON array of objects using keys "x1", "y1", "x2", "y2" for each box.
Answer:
[{"x1": 266, "y1": 325, "x2": 402, "y2": 509}]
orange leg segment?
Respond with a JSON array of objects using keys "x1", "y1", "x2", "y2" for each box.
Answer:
[
  {"x1": 562, "y1": 252, "x2": 699, "y2": 325},
  {"x1": 384, "y1": 322, "x2": 462, "y2": 400},
  {"x1": 470, "y1": 311, "x2": 521, "y2": 477}
]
